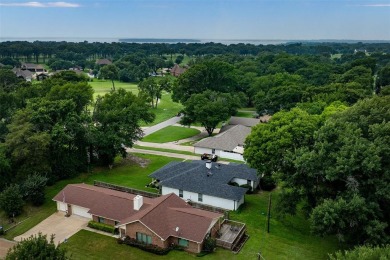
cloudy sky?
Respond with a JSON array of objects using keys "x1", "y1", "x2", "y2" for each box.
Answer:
[{"x1": 0, "y1": 0, "x2": 389, "y2": 40}]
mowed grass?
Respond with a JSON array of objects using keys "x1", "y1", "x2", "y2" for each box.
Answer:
[
  {"x1": 236, "y1": 111, "x2": 254, "y2": 118},
  {"x1": 61, "y1": 190, "x2": 340, "y2": 260},
  {"x1": 1, "y1": 154, "x2": 180, "y2": 240},
  {"x1": 88, "y1": 79, "x2": 183, "y2": 126},
  {"x1": 142, "y1": 126, "x2": 200, "y2": 143}
]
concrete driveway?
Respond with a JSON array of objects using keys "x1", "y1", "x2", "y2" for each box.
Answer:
[
  {"x1": 0, "y1": 238, "x2": 16, "y2": 259},
  {"x1": 14, "y1": 212, "x2": 88, "y2": 245}
]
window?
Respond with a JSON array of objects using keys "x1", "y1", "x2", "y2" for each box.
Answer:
[
  {"x1": 98, "y1": 217, "x2": 105, "y2": 224},
  {"x1": 136, "y1": 232, "x2": 152, "y2": 244},
  {"x1": 198, "y1": 193, "x2": 203, "y2": 202},
  {"x1": 212, "y1": 149, "x2": 216, "y2": 154},
  {"x1": 178, "y1": 238, "x2": 189, "y2": 247},
  {"x1": 247, "y1": 180, "x2": 251, "y2": 185},
  {"x1": 179, "y1": 189, "x2": 183, "y2": 198},
  {"x1": 115, "y1": 221, "x2": 119, "y2": 226}
]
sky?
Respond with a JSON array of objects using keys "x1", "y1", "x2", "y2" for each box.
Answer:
[{"x1": 0, "y1": 0, "x2": 389, "y2": 41}]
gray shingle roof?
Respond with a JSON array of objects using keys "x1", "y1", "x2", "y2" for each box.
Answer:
[
  {"x1": 149, "y1": 161, "x2": 258, "y2": 201},
  {"x1": 194, "y1": 125, "x2": 251, "y2": 151}
]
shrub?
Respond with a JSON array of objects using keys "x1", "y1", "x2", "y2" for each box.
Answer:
[
  {"x1": 118, "y1": 236, "x2": 171, "y2": 255},
  {"x1": 88, "y1": 221, "x2": 116, "y2": 234},
  {"x1": 240, "y1": 184, "x2": 253, "y2": 194},
  {"x1": 229, "y1": 181, "x2": 239, "y2": 187},
  {"x1": 0, "y1": 184, "x2": 24, "y2": 217},
  {"x1": 260, "y1": 175, "x2": 276, "y2": 191},
  {"x1": 203, "y1": 237, "x2": 216, "y2": 252}
]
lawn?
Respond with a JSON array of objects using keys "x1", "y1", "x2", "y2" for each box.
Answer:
[
  {"x1": 142, "y1": 126, "x2": 200, "y2": 143},
  {"x1": 88, "y1": 79, "x2": 183, "y2": 126},
  {"x1": 133, "y1": 145, "x2": 195, "y2": 156},
  {"x1": 1, "y1": 154, "x2": 181, "y2": 240},
  {"x1": 235, "y1": 111, "x2": 254, "y2": 118},
  {"x1": 61, "y1": 190, "x2": 340, "y2": 260}
]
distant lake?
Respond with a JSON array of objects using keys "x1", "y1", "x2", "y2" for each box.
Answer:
[{"x1": 0, "y1": 37, "x2": 389, "y2": 45}]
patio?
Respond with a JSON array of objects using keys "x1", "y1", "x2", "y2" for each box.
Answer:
[{"x1": 216, "y1": 220, "x2": 246, "y2": 251}]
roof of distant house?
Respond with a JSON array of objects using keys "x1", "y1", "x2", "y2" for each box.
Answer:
[
  {"x1": 170, "y1": 64, "x2": 187, "y2": 76},
  {"x1": 149, "y1": 161, "x2": 258, "y2": 201},
  {"x1": 96, "y1": 59, "x2": 112, "y2": 65},
  {"x1": 12, "y1": 68, "x2": 33, "y2": 79},
  {"x1": 119, "y1": 193, "x2": 221, "y2": 242},
  {"x1": 194, "y1": 124, "x2": 251, "y2": 151},
  {"x1": 21, "y1": 63, "x2": 44, "y2": 70}
]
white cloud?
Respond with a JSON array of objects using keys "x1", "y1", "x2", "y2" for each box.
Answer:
[{"x1": 0, "y1": 1, "x2": 81, "y2": 7}]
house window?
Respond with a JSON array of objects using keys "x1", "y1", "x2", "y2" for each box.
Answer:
[
  {"x1": 198, "y1": 193, "x2": 203, "y2": 202},
  {"x1": 98, "y1": 217, "x2": 105, "y2": 224},
  {"x1": 179, "y1": 189, "x2": 183, "y2": 198},
  {"x1": 247, "y1": 180, "x2": 251, "y2": 186},
  {"x1": 178, "y1": 238, "x2": 189, "y2": 247},
  {"x1": 115, "y1": 221, "x2": 119, "y2": 226},
  {"x1": 136, "y1": 232, "x2": 152, "y2": 245}
]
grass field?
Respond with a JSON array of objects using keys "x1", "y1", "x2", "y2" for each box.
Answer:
[
  {"x1": 163, "y1": 54, "x2": 193, "y2": 66},
  {"x1": 142, "y1": 126, "x2": 200, "y2": 143},
  {"x1": 236, "y1": 111, "x2": 254, "y2": 118},
  {"x1": 1, "y1": 154, "x2": 180, "y2": 240},
  {"x1": 133, "y1": 145, "x2": 195, "y2": 156},
  {"x1": 88, "y1": 79, "x2": 183, "y2": 126}
]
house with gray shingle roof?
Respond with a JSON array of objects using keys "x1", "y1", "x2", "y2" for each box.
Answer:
[
  {"x1": 194, "y1": 124, "x2": 251, "y2": 161},
  {"x1": 149, "y1": 161, "x2": 259, "y2": 210}
]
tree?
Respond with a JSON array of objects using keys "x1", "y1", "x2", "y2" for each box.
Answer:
[
  {"x1": 99, "y1": 64, "x2": 119, "y2": 90},
  {"x1": 6, "y1": 233, "x2": 68, "y2": 260},
  {"x1": 92, "y1": 89, "x2": 154, "y2": 166},
  {"x1": 329, "y1": 245, "x2": 390, "y2": 260},
  {"x1": 0, "y1": 184, "x2": 24, "y2": 217},
  {"x1": 181, "y1": 90, "x2": 240, "y2": 136},
  {"x1": 138, "y1": 77, "x2": 172, "y2": 108},
  {"x1": 172, "y1": 60, "x2": 238, "y2": 103},
  {"x1": 22, "y1": 174, "x2": 48, "y2": 206}
]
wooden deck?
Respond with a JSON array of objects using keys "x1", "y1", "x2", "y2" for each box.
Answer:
[{"x1": 216, "y1": 220, "x2": 246, "y2": 250}]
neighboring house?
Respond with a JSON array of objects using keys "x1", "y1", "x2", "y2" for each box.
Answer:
[
  {"x1": 170, "y1": 64, "x2": 187, "y2": 77},
  {"x1": 36, "y1": 72, "x2": 49, "y2": 81},
  {"x1": 194, "y1": 125, "x2": 251, "y2": 161},
  {"x1": 96, "y1": 59, "x2": 112, "y2": 66},
  {"x1": 21, "y1": 63, "x2": 45, "y2": 72},
  {"x1": 149, "y1": 161, "x2": 259, "y2": 210},
  {"x1": 53, "y1": 184, "x2": 222, "y2": 253},
  {"x1": 219, "y1": 116, "x2": 260, "y2": 133},
  {"x1": 12, "y1": 68, "x2": 33, "y2": 81}
]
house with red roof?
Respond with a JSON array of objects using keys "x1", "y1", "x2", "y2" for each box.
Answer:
[{"x1": 53, "y1": 184, "x2": 222, "y2": 253}]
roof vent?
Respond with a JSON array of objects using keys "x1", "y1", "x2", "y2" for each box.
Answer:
[{"x1": 206, "y1": 161, "x2": 212, "y2": 169}]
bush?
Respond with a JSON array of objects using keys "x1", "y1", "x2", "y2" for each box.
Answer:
[
  {"x1": 240, "y1": 184, "x2": 253, "y2": 194},
  {"x1": 0, "y1": 184, "x2": 24, "y2": 217},
  {"x1": 88, "y1": 221, "x2": 116, "y2": 234},
  {"x1": 203, "y1": 237, "x2": 216, "y2": 252},
  {"x1": 260, "y1": 175, "x2": 276, "y2": 191},
  {"x1": 229, "y1": 181, "x2": 239, "y2": 187},
  {"x1": 118, "y1": 236, "x2": 171, "y2": 255}
]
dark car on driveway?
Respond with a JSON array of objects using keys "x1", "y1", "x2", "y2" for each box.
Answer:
[{"x1": 201, "y1": 153, "x2": 218, "y2": 162}]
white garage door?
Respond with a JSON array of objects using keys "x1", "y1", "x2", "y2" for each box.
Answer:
[
  {"x1": 72, "y1": 205, "x2": 92, "y2": 219},
  {"x1": 57, "y1": 202, "x2": 67, "y2": 212}
]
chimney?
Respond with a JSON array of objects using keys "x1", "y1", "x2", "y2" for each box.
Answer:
[
  {"x1": 133, "y1": 195, "x2": 143, "y2": 211},
  {"x1": 206, "y1": 161, "x2": 212, "y2": 170}
]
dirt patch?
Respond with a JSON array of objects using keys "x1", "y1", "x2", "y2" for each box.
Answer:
[{"x1": 118, "y1": 154, "x2": 151, "y2": 168}]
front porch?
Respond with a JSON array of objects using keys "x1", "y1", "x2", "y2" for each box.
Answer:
[{"x1": 216, "y1": 219, "x2": 248, "y2": 253}]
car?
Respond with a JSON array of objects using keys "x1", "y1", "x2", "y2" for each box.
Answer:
[{"x1": 201, "y1": 153, "x2": 218, "y2": 162}]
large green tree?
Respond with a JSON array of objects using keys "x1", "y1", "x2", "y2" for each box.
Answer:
[
  {"x1": 138, "y1": 77, "x2": 172, "y2": 108},
  {"x1": 99, "y1": 64, "x2": 119, "y2": 90},
  {"x1": 92, "y1": 88, "x2": 154, "y2": 166},
  {"x1": 181, "y1": 90, "x2": 240, "y2": 136}
]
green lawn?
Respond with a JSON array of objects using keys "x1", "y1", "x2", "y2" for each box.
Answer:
[
  {"x1": 61, "y1": 190, "x2": 340, "y2": 260},
  {"x1": 1, "y1": 154, "x2": 180, "y2": 240},
  {"x1": 142, "y1": 126, "x2": 200, "y2": 143},
  {"x1": 235, "y1": 111, "x2": 254, "y2": 118},
  {"x1": 88, "y1": 79, "x2": 183, "y2": 126},
  {"x1": 89, "y1": 79, "x2": 138, "y2": 100},
  {"x1": 133, "y1": 145, "x2": 195, "y2": 156}
]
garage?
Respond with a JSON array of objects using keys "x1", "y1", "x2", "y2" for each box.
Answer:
[
  {"x1": 72, "y1": 205, "x2": 92, "y2": 219},
  {"x1": 57, "y1": 201, "x2": 67, "y2": 212}
]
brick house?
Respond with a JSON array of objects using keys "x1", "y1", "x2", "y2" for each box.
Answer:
[
  {"x1": 53, "y1": 184, "x2": 222, "y2": 253},
  {"x1": 170, "y1": 64, "x2": 187, "y2": 77}
]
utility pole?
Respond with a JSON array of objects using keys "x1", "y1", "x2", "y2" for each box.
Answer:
[{"x1": 267, "y1": 193, "x2": 272, "y2": 233}]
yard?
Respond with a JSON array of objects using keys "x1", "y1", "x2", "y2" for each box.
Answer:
[
  {"x1": 1, "y1": 154, "x2": 340, "y2": 259},
  {"x1": 142, "y1": 126, "x2": 200, "y2": 143}
]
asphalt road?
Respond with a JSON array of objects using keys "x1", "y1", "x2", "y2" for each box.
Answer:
[{"x1": 143, "y1": 116, "x2": 182, "y2": 137}]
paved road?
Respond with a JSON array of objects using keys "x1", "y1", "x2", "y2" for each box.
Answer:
[
  {"x1": 0, "y1": 238, "x2": 16, "y2": 259},
  {"x1": 136, "y1": 141, "x2": 194, "y2": 152},
  {"x1": 143, "y1": 116, "x2": 182, "y2": 137},
  {"x1": 127, "y1": 148, "x2": 230, "y2": 164}
]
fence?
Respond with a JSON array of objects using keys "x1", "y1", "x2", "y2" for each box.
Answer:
[
  {"x1": 186, "y1": 200, "x2": 228, "y2": 214},
  {"x1": 93, "y1": 181, "x2": 160, "y2": 198}
]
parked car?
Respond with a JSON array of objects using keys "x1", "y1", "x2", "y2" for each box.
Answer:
[{"x1": 201, "y1": 153, "x2": 218, "y2": 162}]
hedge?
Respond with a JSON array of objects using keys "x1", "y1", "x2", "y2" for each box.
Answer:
[
  {"x1": 88, "y1": 221, "x2": 116, "y2": 234},
  {"x1": 118, "y1": 236, "x2": 171, "y2": 255}
]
